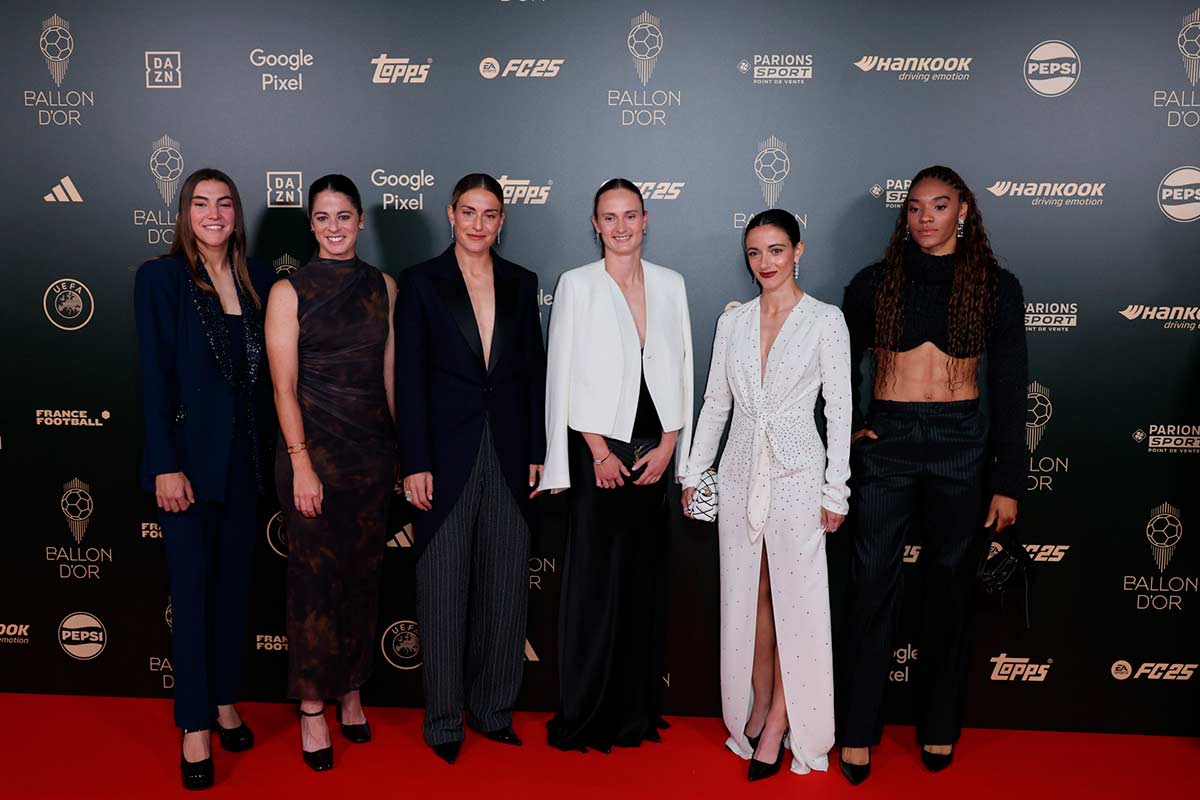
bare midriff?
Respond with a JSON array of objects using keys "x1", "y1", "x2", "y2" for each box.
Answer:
[{"x1": 873, "y1": 342, "x2": 979, "y2": 402}]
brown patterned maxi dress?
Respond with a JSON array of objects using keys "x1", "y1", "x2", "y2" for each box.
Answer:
[{"x1": 276, "y1": 256, "x2": 396, "y2": 699}]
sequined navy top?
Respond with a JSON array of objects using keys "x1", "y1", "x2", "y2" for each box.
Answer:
[{"x1": 843, "y1": 242, "x2": 1028, "y2": 497}]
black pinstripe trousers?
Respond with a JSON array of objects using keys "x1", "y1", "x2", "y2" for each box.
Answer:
[
  {"x1": 838, "y1": 400, "x2": 989, "y2": 747},
  {"x1": 416, "y1": 422, "x2": 530, "y2": 745}
]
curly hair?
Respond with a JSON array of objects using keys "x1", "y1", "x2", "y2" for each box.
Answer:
[{"x1": 872, "y1": 165, "x2": 999, "y2": 391}]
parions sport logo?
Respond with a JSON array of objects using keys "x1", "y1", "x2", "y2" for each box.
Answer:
[
  {"x1": 736, "y1": 53, "x2": 813, "y2": 85},
  {"x1": 987, "y1": 180, "x2": 1104, "y2": 208},
  {"x1": 1151, "y1": 8, "x2": 1200, "y2": 129},
  {"x1": 852, "y1": 54, "x2": 971, "y2": 82},
  {"x1": 248, "y1": 47, "x2": 313, "y2": 91},
  {"x1": 478, "y1": 57, "x2": 563, "y2": 79},
  {"x1": 989, "y1": 653, "x2": 1052, "y2": 682},
  {"x1": 1131, "y1": 424, "x2": 1200, "y2": 454},
  {"x1": 1157, "y1": 166, "x2": 1200, "y2": 222},
  {"x1": 371, "y1": 54, "x2": 431, "y2": 84},
  {"x1": 1024, "y1": 40, "x2": 1080, "y2": 97},
  {"x1": 1110, "y1": 660, "x2": 1197, "y2": 681},
  {"x1": 1025, "y1": 302, "x2": 1077, "y2": 332},
  {"x1": 607, "y1": 10, "x2": 682, "y2": 127},
  {"x1": 498, "y1": 176, "x2": 552, "y2": 205},
  {"x1": 869, "y1": 178, "x2": 910, "y2": 209},
  {"x1": 59, "y1": 612, "x2": 106, "y2": 660},
  {"x1": 24, "y1": 14, "x2": 96, "y2": 127},
  {"x1": 381, "y1": 620, "x2": 422, "y2": 669}
]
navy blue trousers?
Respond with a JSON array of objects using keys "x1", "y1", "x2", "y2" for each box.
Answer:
[
  {"x1": 160, "y1": 436, "x2": 257, "y2": 730},
  {"x1": 838, "y1": 400, "x2": 989, "y2": 747}
]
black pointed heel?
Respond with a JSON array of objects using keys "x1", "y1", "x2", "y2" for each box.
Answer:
[
  {"x1": 180, "y1": 729, "x2": 214, "y2": 790},
  {"x1": 839, "y1": 746, "x2": 871, "y2": 785},
  {"x1": 336, "y1": 705, "x2": 372, "y2": 744},
  {"x1": 921, "y1": 745, "x2": 954, "y2": 772},
  {"x1": 432, "y1": 740, "x2": 462, "y2": 764},
  {"x1": 215, "y1": 719, "x2": 254, "y2": 752},
  {"x1": 299, "y1": 707, "x2": 333, "y2": 772},
  {"x1": 747, "y1": 728, "x2": 788, "y2": 782}
]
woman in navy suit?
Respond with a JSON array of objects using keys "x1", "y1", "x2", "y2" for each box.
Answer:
[{"x1": 135, "y1": 168, "x2": 276, "y2": 790}]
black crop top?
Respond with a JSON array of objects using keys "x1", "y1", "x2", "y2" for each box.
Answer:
[{"x1": 842, "y1": 242, "x2": 1028, "y2": 498}]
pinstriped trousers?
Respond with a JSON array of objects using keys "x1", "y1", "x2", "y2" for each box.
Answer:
[
  {"x1": 838, "y1": 400, "x2": 989, "y2": 747},
  {"x1": 416, "y1": 422, "x2": 530, "y2": 745}
]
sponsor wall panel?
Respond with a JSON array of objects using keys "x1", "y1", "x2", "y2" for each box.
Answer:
[{"x1": 0, "y1": 0, "x2": 1196, "y2": 737}]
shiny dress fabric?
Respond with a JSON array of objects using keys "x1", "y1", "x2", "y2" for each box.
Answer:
[
  {"x1": 276, "y1": 257, "x2": 397, "y2": 700},
  {"x1": 547, "y1": 381, "x2": 669, "y2": 752}
]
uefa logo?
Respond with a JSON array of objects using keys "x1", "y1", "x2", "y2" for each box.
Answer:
[
  {"x1": 266, "y1": 510, "x2": 287, "y2": 558},
  {"x1": 43, "y1": 278, "x2": 95, "y2": 331},
  {"x1": 59, "y1": 612, "x2": 106, "y2": 660},
  {"x1": 628, "y1": 10, "x2": 663, "y2": 86},
  {"x1": 273, "y1": 254, "x2": 300, "y2": 276},
  {"x1": 381, "y1": 620, "x2": 421, "y2": 669},
  {"x1": 1146, "y1": 502, "x2": 1182, "y2": 573},
  {"x1": 1024, "y1": 40, "x2": 1080, "y2": 97},
  {"x1": 1158, "y1": 166, "x2": 1200, "y2": 223},
  {"x1": 40, "y1": 14, "x2": 73, "y2": 88},
  {"x1": 149, "y1": 134, "x2": 184, "y2": 207},
  {"x1": 1181, "y1": 9, "x2": 1200, "y2": 87},
  {"x1": 1026, "y1": 381, "x2": 1053, "y2": 453},
  {"x1": 754, "y1": 135, "x2": 790, "y2": 208}
]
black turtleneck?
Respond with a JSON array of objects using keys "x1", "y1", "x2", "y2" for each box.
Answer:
[{"x1": 842, "y1": 242, "x2": 1028, "y2": 498}]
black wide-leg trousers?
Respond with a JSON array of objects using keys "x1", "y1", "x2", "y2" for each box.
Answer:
[{"x1": 838, "y1": 399, "x2": 990, "y2": 747}]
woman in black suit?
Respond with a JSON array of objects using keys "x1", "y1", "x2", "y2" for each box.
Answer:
[
  {"x1": 135, "y1": 168, "x2": 276, "y2": 790},
  {"x1": 394, "y1": 173, "x2": 546, "y2": 765}
]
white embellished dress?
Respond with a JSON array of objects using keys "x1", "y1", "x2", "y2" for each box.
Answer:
[{"x1": 683, "y1": 294, "x2": 851, "y2": 774}]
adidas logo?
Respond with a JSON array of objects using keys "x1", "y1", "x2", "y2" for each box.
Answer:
[
  {"x1": 44, "y1": 176, "x2": 83, "y2": 203},
  {"x1": 386, "y1": 523, "x2": 414, "y2": 548}
]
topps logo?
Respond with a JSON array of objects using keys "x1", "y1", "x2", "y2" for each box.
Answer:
[
  {"x1": 634, "y1": 181, "x2": 685, "y2": 200},
  {"x1": 989, "y1": 653, "x2": 1052, "y2": 681},
  {"x1": 371, "y1": 54, "x2": 430, "y2": 84},
  {"x1": 498, "y1": 176, "x2": 551, "y2": 204}
]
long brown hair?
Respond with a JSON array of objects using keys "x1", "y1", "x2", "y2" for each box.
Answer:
[
  {"x1": 873, "y1": 165, "x2": 998, "y2": 391},
  {"x1": 168, "y1": 168, "x2": 260, "y2": 309}
]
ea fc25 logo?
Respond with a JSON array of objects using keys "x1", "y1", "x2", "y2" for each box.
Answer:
[
  {"x1": 381, "y1": 620, "x2": 421, "y2": 670},
  {"x1": 43, "y1": 278, "x2": 94, "y2": 331},
  {"x1": 59, "y1": 612, "x2": 106, "y2": 660},
  {"x1": 145, "y1": 51, "x2": 181, "y2": 89},
  {"x1": 1158, "y1": 167, "x2": 1200, "y2": 223},
  {"x1": 989, "y1": 653, "x2": 1052, "y2": 682},
  {"x1": 479, "y1": 57, "x2": 563, "y2": 79},
  {"x1": 628, "y1": 10, "x2": 663, "y2": 86},
  {"x1": 1024, "y1": 41, "x2": 1080, "y2": 97},
  {"x1": 754, "y1": 135, "x2": 790, "y2": 209},
  {"x1": 267, "y1": 171, "x2": 303, "y2": 208},
  {"x1": 371, "y1": 54, "x2": 430, "y2": 84},
  {"x1": 1111, "y1": 660, "x2": 1196, "y2": 680}
]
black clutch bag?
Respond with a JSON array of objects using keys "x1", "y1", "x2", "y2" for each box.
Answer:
[{"x1": 977, "y1": 528, "x2": 1036, "y2": 628}]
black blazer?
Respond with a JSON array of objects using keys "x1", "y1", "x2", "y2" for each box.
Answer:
[
  {"x1": 394, "y1": 246, "x2": 547, "y2": 556},
  {"x1": 134, "y1": 255, "x2": 276, "y2": 502}
]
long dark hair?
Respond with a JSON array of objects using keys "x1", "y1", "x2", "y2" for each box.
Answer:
[
  {"x1": 874, "y1": 165, "x2": 998, "y2": 391},
  {"x1": 450, "y1": 173, "x2": 505, "y2": 209},
  {"x1": 168, "y1": 168, "x2": 259, "y2": 309},
  {"x1": 592, "y1": 178, "x2": 645, "y2": 254}
]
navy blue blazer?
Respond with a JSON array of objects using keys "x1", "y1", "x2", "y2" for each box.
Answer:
[
  {"x1": 135, "y1": 255, "x2": 277, "y2": 502},
  {"x1": 394, "y1": 246, "x2": 547, "y2": 556}
]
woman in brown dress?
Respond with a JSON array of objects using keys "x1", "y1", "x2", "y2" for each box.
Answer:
[{"x1": 265, "y1": 174, "x2": 398, "y2": 772}]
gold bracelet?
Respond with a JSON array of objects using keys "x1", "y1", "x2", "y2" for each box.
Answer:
[{"x1": 286, "y1": 441, "x2": 307, "y2": 455}]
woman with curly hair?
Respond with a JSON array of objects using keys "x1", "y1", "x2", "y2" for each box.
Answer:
[{"x1": 837, "y1": 166, "x2": 1027, "y2": 784}]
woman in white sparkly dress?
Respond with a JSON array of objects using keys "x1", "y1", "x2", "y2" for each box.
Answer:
[{"x1": 683, "y1": 209, "x2": 851, "y2": 781}]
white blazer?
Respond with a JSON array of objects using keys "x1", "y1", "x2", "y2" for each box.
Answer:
[{"x1": 539, "y1": 259, "x2": 694, "y2": 492}]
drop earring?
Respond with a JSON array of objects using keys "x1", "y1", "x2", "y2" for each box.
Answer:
[
  {"x1": 593, "y1": 229, "x2": 599, "y2": 244},
  {"x1": 956, "y1": 217, "x2": 965, "y2": 238},
  {"x1": 449, "y1": 221, "x2": 455, "y2": 242},
  {"x1": 496, "y1": 227, "x2": 502, "y2": 245},
  {"x1": 904, "y1": 224, "x2": 910, "y2": 241},
  {"x1": 793, "y1": 260, "x2": 800, "y2": 281}
]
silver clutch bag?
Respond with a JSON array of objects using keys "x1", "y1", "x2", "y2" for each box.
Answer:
[{"x1": 687, "y1": 468, "x2": 718, "y2": 523}]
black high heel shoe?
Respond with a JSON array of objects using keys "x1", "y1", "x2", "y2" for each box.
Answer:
[
  {"x1": 180, "y1": 730, "x2": 214, "y2": 791},
  {"x1": 299, "y1": 707, "x2": 333, "y2": 772},
  {"x1": 747, "y1": 728, "x2": 788, "y2": 782},
  {"x1": 921, "y1": 745, "x2": 954, "y2": 772},
  {"x1": 743, "y1": 721, "x2": 764, "y2": 752},
  {"x1": 336, "y1": 704, "x2": 372, "y2": 744},
  {"x1": 214, "y1": 717, "x2": 254, "y2": 752},
  {"x1": 839, "y1": 746, "x2": 871, "y2": 785}
]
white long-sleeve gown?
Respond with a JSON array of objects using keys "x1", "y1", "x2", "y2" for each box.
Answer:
[{"x1": 684, "y1": 293, "x2": 851, "y2": 775}]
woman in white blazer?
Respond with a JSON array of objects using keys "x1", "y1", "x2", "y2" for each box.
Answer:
[{"x1": 542, "y1": 178, "x2": 693, "y2": 752}]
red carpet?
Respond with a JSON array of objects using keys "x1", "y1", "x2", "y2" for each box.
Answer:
[{"x1": 3, "y1": 694, "x2": 1194, "y2": 798}]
